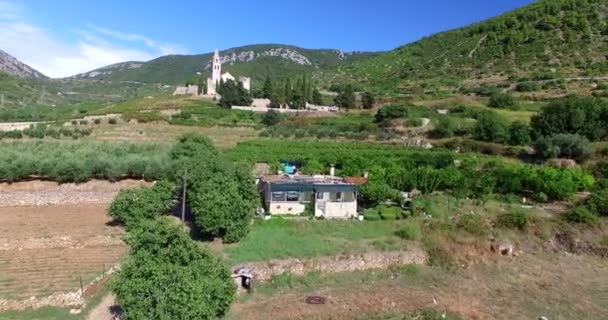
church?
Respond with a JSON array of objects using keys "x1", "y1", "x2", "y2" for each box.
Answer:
[
  {"x1": 173, "y1": 49, "x2": 251, "y2": 97},
  {"x1": 206, "y1": 49, "x2": 251, "y2": 95}
]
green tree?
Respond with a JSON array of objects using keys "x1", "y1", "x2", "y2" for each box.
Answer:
[
  {"x1": 531, "y1": 95, "x2": 608, "y2": 141},
  {"x1": 508, "y1": 121, "x2": 531, "y2": 145},
  {"x1": 262, "y1": 109, "x2": 281, "y2": 127},
  {"x1": 262, "y1": 77, "x2": 273, "y2": 99},
  {"x1": 488, "y1": 93, "x2": 516, "y2": 109},
  {"x1": 311, "y1": 87, "x2": 323, "y2": 105},
  {"x1": 108, "y1": 181, "x2": 175, "y2": 230},
  {"x1": 361, "y1": 92, "x2": 375, "y2": 109},
  {"x1": 334, "y1": 84, "x2": 356, "y2": 109},
  {"x1": 473, "y1": 111, "x2": 509, "y2": 143},
  {"x1": 114, "y1": 218, "x2": 235, "y2": 320},
  {"x1": 218, "y1": 79, "x2": 252, "y2": 108},
  {"x1": 169, "y1": 135, "x2": 257, "y2": 243}
]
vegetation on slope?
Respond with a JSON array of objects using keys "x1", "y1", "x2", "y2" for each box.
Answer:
[
  {"x1": 73, "y1": 44, "x2": 378, "y2": 85},
  {"x1": 327, "y1": 0, "x2": 608, "y2": 92}
]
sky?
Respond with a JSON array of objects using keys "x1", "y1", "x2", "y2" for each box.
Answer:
[{"x1": 1, "y1": 0, "x2": 535, "y2": 78}]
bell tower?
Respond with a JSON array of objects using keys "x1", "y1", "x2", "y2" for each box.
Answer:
[{"x1": 211, "y1": 49, "x2": 221, "y2": 84}]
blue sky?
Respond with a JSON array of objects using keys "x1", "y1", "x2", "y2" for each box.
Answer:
[{"x1": 1, "y1": 0, "x2": 535, "y2": 77}]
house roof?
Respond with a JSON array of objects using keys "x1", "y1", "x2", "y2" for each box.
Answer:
[
  {"x1": 343, "y1": 177, "x2": 368, "y2": 185},
  {"x1": 261, "y1": 174, "x2": 357, "y2": 192}
]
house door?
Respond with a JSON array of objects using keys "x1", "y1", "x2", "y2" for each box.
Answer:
[{"x1": 315, "y1": 192, "x2": 326, "y2": 215}]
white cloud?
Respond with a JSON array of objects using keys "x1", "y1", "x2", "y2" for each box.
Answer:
[{"x1": 0, "y1": 1, "x2": 187, "y2": 78}]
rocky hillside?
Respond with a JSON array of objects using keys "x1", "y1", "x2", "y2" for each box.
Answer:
[
  {"x1": 326, "y1": 0, "x2": 608, "y2": 92},
  {"x1": 72, "y1": 44, "x2": 378, "y2": 85},
  {"x1": 0, "y1": 50, "x2": 46, "y2": 79}
]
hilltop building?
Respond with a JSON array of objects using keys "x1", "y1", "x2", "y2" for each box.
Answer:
[{"x1": 206, "y1": 49, "x2": 251, "y2": 95}]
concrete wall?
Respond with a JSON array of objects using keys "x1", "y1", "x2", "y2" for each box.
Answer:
[
  {"x1": 268, "y1": 201, "x2": 307, "y2": 215},
  {"x1": 318, "y1": 201, "x2": 357, "y2": 219}
]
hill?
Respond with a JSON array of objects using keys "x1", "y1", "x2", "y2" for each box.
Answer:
[
  {"x1": 325, "y1": 0, "x2": 608, "y2": 93},
  {"x1": 0, "y1": 50, "x2": 47, "y2": 79},
  {"x1": 71, "y1": 44, "x2": 378, "y2": 85}
]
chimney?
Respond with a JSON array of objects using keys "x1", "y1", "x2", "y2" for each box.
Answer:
[{"x1": 329, "y1": 164, "x2": 335, "y2": 177}]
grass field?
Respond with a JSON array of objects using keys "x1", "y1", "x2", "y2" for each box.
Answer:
[{"x1": 210, "y1": 218, "x2": 412, "y2": 265}]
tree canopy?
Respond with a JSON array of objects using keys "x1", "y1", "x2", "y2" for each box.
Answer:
[
  {"x1": 169, "y1": 134, "x2": 258, "y2": 243},
  {"x1": 114, "y1": 218, "x2": 235, "y2": 320},
  {"x1": 218, "y1": 79, "x2": 252, "y2": 108},
  {"x1": 531, "y1": 95, "x2": 608, "y2": 141}
]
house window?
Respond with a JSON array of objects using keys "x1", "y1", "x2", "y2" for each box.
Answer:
[
  {"x1": 300, "y1": 191, "x2": 312, "y2": 203},
  {"x1": 286, "y1": 191, "x2": 300, "y2": 202},
  {"x1": 316, "y1": 192, "x2": 324, "y2": 200},
  {"x1": 271, "y1": 192, "x2": 286, "y2": 202},
  {"x1": 336, "y1": 192, "x2": 343, "y2": 202}
]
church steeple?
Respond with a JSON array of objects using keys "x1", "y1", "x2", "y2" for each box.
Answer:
[{"x1": 211, "y1": 49, "x2": 221, "y2": 84}]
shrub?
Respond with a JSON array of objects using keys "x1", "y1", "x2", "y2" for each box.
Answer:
[
  {"x1": 535, "y1": 192, "x2": 549, "y2": 203},
  {"x1": 71, "y1": 120, "x2": 77, "y2": 125},
  {"x1": 457, "y1": 213, "x2": 486, "y2": 235},
  {"x1": 375, "y1": 104, "x2": 409, "y2": 123},
  {"x1": 587, "y1": 190, "x2": 608, "y2": 216},
  {"x1": 534, "y1": 134, "x2": 593, "y2": 162},
  {"x1": 396, "y1": 222, "x2": 420, "y2": 240},
  {"x1": 379, "y1": 206, "x2": 401, "y2": 220},
  {"x1": 473, "y1": 112, "x2": 509, "y2": 143},
  {"x1": 496, "y1": 210, "x2": 529, "y2": 230},
  {"x1": 108, "y1": 118, "x2": 118, "y2": 125},
  {"x1": 178, "y1": 111, "x2": 192, "y2": 120},
  {"x1": 564, "y1": 206, "x2": 598, "y2": 227},
  {"x1": 262, "y1": 109, "x2": 281, "y2": 127},
  {"x1": 434, "y1": 117, "x2": 456, "y2": 138},
  {"x1": 93, "y1": 118, "x2": 101, "y2": 124},
  {"x1": 508, "y1": 121, "x2": 531, "y2": 146},
  {"x1": 516, "y1": 82, "x2": 541, "y2": 92},
  {"x1": 363, "y1": 209, "x2": 381, "y2": 221},
  {"x1": 488, "y1": 93, "x2": 516, "y2": 109},
  {"x1": 79, "y1": 120, "x2": 88, "y2": 125}
]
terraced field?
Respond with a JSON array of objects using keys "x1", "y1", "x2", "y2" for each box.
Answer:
[{"x1": 0, "y1": 180, "x2": 144, "y2": 309}]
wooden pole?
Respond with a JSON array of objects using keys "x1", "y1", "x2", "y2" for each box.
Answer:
[
  {"x1": 79, "y1": 276, "x2": 84, "y2": 294},
  {"x1": 181, "y1": 168, "x2": 187, "y2": 222}
]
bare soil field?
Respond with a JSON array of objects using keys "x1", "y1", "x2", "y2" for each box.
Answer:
[
  {"x1": 88, "y1": 122, "x2": 259, "y2": 149},
  {"x1": 0, "y1": 180, "x2": 144, "y2": 307}
]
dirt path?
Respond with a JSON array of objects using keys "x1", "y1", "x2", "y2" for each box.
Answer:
[{"x1": 86, "y1": 294, "x2": 121, "y2": 320}]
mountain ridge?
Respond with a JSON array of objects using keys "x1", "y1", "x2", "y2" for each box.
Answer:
[
  {"x1": 0, "y1": 50, "x2": 47, "y2": 79},
  {"x1": 71, "y1": 44, "x2": 380, "y2": 85}
]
